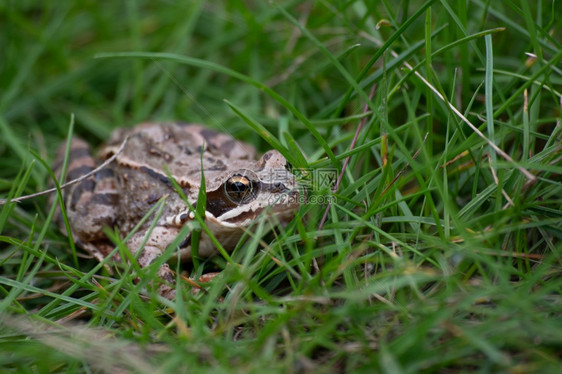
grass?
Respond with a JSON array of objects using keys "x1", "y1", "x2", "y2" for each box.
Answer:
[{"x1": 1, "y1": 0, "x2": 561, "y2": 372}]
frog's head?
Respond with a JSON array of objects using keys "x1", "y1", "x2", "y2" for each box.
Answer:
[
  {"x1": 205, "y1": 150, "x2": 301, "y2": 228},
  {"x1": 174, "y1": 149, "x2": 302, "y2": 260}
]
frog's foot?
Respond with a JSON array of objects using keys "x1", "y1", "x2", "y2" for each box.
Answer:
[
  {"x1": 157, "y1": 264, "x2": 177, "y2": 300},
  {"x1": 136, "y1": 245, "x2": 223, "y2": 299},
  {"x1": 191, "y1": 272, "x2": 221, "y2": 295},
  {"x1": 79, "y1": 240, "x2": 121, "y2": 274},
  {"x1": 136, "y1": 245, "x2": 178, "y2": 300}
]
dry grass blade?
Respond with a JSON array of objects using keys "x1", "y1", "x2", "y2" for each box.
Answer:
[
  {"x1": 0, "y1": 314, "x2": 165, "y2": 374},
  {"x1": 0, "y1": 137, "x2": 129, "y2": 205},
  {"x1": 401, "y1": 58, "x2": 536, "y2": 182}
]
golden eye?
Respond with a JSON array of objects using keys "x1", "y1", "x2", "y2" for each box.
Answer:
[{"x1": 224, "y1": 174, "x2": 256, "y2": 204}]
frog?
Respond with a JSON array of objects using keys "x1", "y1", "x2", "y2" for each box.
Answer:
[{"x1": 51, "y1": 122, "x2": 301, "y2": 298}]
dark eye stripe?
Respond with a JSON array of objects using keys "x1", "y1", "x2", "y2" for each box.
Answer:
[{"x1": 139, "y1": 166, "x2": 172, "y2": 187}]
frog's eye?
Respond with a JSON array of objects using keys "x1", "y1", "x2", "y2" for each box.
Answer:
[{"x1": 225, "y1": 174, "x2": 256, "y2": 204}]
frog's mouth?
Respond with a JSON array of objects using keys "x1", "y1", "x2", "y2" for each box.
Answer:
[
  {"x1": 206, "y1": 188, "x2": 302, "y2": 228},
  {"x1": 205, "y1": 168, "x2": 301, "y2": 221}
]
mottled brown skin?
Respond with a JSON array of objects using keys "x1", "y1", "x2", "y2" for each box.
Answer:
[{"x1": 52, "y1": 122, "x2": 301, "y2": 298}]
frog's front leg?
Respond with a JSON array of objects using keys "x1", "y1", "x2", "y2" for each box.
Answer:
[
  {"x1": 127, "y1": 226, "x2": 184, "y2": 299},
  {"x1": 53, "y1": 138, "x2": 120, "y2": 262}
]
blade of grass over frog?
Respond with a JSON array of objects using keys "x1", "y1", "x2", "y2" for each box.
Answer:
[
  {"x1": 118, "y1": 198, "x2": 167, "y2": 276},
  {"x1": 191, "y1": 150, "x2": 209, "y2": 270},
  {"x1": 27, "y1": 177, "x2": 80, "y2": 291},
  {"x1": 31, "y1": 149, "x2": 79, "y2": 268},
  {"x1": 58, "y1": 114, "x2": 75, "y2": 186},
  {"x1": 103, "y1": 227, "x2": 169, "y2": 316},
  {"x1": 53, "y1": 116, "x2": 78, "y2": 266},
  {"x1": 326, "y1": 0, "x2": 437, "y2": 117},
  {"x1": 238, "y1": 218, "x2": 267, "y2": 270},
  {"x1": 95, "y1": 52, "x2": 338, "y2": 167},
  {"x1": 163, "y1": 164, "x2": 232, "y2": 266}
]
